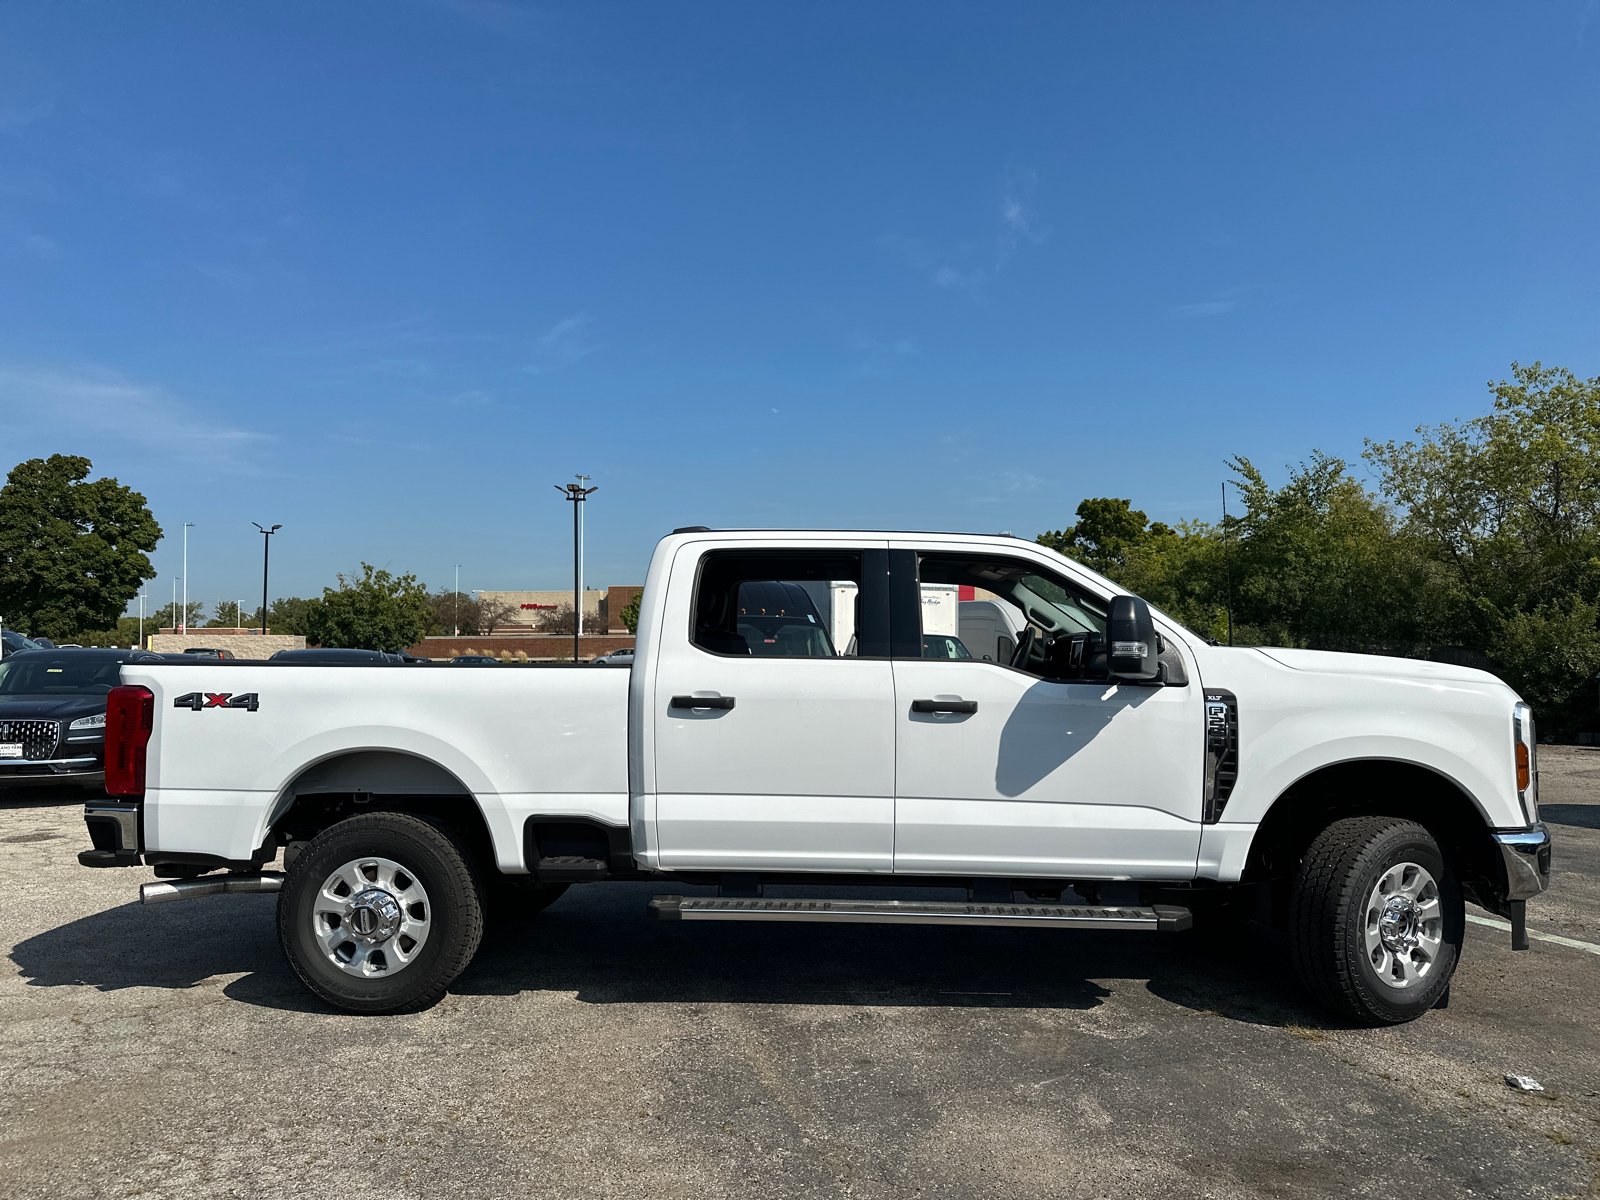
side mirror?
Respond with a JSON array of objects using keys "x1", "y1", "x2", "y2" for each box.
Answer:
[{"x1": 1107, "y1": 595, "x2": 1159, "y2": 683}]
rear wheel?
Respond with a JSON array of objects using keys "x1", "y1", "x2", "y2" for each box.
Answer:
[
  {"x1": 1289, "y1": 816, "x2": 1462, "y2": 1025},
  {"x1": 277, "y1": 812, "x2": 484, "y2": 1014}
]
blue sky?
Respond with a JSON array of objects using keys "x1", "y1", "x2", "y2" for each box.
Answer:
[{"x1": 3, "y1": 3, "x2": 1599, "y2": 612}]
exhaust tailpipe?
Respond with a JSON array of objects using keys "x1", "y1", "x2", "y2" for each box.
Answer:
[{"x1": 140, "y1": 872, "x2": 285, "y2": 905}]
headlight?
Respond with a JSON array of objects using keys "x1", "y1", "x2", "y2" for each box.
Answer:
[
  {"x1": 69, "y1": 713, "x2": 106, "y2": 731},
  {"x1": 1512, "y1": 702, "x2": 1539, "y2": 826}
]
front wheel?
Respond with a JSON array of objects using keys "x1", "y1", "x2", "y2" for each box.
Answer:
[
  {"x1": 1289, "y1": 816, "x2": 1463, "y2": 1025},
  {"x1": 277, "y1": 812, "x2": 485, "y2": 1014}
]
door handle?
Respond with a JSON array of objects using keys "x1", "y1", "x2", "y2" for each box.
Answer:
[
  {"x1": 911, "y1": 699, "x2": 977, "y2": 715},
  {"x1": 670, "y1": 695, "x2": 735, "y2": 710}
]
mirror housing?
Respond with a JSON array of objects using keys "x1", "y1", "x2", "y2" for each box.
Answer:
[{"x1": 1107, "y1": 595, "x2": 1160, "y2": 683}]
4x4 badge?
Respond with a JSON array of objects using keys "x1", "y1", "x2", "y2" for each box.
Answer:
[{"x1": 173, "y1": 692, "x2": 259, "y2": 712}]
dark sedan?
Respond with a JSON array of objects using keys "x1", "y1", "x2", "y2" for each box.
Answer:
[{"x1": 0, "y1": 648, "x2": 166, "y2": 791}]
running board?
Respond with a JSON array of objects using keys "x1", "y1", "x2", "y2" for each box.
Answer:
[{"x1": 648, "y1": 895, "x2": 1192, "y2": 932}]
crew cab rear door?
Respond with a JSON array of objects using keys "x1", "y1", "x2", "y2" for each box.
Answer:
[
  {"x1": 649, "y1": 540, "x2": 897, "y2": 873},
  {"x1": 889, "y1": 542, "x2": 1204, "y2": 879}
]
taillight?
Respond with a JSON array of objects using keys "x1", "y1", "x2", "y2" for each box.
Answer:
[
  {"x1": 105, "y1": 685, "x2": 154, "y2": 796},
  {"x1": 1515, "y1": 742, "x2": 1530, "y2": 792}
]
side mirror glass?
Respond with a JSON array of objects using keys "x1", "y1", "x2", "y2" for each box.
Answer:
[{"x1": 1107, "y1": 595, "x2": 1159, "y2": 682}]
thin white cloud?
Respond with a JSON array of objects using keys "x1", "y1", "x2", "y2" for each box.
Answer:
[
  {"x1": 1171, "y1": 289, "x2": 1242, "y2": 318},
  {"x1": 882, "y1": 168, "x2": 1048, "y2": 295},
  {"x1": 528, "y1": 312, "x2": 600, "y2": 372},
  {"x1": 0, "y1": 364, "x2": 272, "y2": 467}
]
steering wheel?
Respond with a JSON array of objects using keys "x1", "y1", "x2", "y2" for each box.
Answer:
[{"x1": 1010, "y1": 627, "x2": 1045, "y2": 672}]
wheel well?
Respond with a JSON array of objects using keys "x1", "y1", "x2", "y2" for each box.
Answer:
[
  {"x1": 270, "y1": 751, "x2": 501, "y2": 879},
  {"x1": 1243, "y1": 759, "x2": 1504, "y2": 914}
]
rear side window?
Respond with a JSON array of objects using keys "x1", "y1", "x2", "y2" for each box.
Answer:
[{"x1": 692, "y1": 550, "x2": 875, "y2": 658}]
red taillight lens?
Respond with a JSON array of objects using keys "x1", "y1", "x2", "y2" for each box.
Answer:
[{"x1": 105, "y1": 685, "x2": 154, "y2": 796}]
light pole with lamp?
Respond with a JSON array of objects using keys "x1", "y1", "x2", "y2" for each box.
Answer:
[
  {"x1": 454, "y1": 564, "x2": 461, "y2": 636},
  {"x1": 253, "y1": 523, "x2": 281, "y2": 635},
  {"x1": 557, "y1": 476, "x2": 597, "y2": 662}
]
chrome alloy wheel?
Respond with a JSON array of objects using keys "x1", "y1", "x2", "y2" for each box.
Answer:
[
  {"x1": 313, "y1": 857, "x2": 431, "y2": 978},
  {"x1": 1363, "y1": 861, "x2": 1443, "y2": 990}
]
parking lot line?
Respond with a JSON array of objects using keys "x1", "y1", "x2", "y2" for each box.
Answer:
[{"x1": 1466, "y1": 913, "x2": 1600, "y2": 955}]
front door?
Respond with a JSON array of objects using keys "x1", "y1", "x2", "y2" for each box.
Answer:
[
  {"x1": 891, "y1": 545, "x2": 1204, "y2": 879},
  {"x1": 651, "y1": 544, "x2": 897, "y2": 873}
]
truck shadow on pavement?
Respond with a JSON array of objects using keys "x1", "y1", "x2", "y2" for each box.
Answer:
[
  {"x1": 1540, "y1": 803, "x2": 1600, "y2": 829},
  {"x1": 10, "y1": 882, "x2": 1340, "y2": 1028}
]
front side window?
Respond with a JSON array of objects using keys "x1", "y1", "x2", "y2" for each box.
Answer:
[
  {"x1": 693, "y1": 550, "x2": 870, "y2": 658},
  {"x1": 915, "y1": 554, "x2": 1112, "y2": 679}
]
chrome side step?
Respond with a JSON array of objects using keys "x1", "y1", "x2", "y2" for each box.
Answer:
[
  {"x1": 140, "y1": 872, "x2": 284, "y2": 905},
  {"x1": 648, "y1": 895, "x2": 1191, "y2": 932}
]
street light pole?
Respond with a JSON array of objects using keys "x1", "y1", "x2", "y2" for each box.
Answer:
[
  {"x1": 253, "y1": 523, "x2": 281, "y2": 635},
  {"x1": 556, "y1": 476, "x2": 597, "y2": 662},
  {"x1": 137, "y1": 592, "x2": 146, "y2": 650},
  {"x1": 181, "y1": 523, "x2": 194, "y2": 636},
  {"x1": 454, "y1": 564, "x2": 461, "y2": 636}
]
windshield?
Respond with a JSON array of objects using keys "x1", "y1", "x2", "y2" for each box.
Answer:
[{"x1": 0, "y1": 655, "x2": 124, "y2": 695}]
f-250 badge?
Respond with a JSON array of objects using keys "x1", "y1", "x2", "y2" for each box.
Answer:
[{"x1": 173, "y1": 692, "x2": 259, "y2": 712}]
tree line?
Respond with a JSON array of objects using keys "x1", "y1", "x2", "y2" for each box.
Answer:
[
  {"x1": 4, "y1": 362, "x2": 1599, "y2": 733},
  {"x1": 1039, "y1": 362, "x2": 1600, "y2": 736}
]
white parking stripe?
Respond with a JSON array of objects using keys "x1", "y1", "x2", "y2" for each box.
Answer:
[{"x1": 1466, "y1": 913, "x2": 1600, "y2": 956}]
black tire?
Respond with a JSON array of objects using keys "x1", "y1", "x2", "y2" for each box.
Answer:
[
  {"x1": 277, "y1": 812, "x2": 484, "y2": 1015},
  {"x1": 1289, "y1": 816, "x2": 1463, "y2": 1025},
  {"x1": 486, "y1": 876, "x2": 570, "y2": 922}
]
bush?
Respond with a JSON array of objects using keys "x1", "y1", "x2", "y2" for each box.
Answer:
[{"x1": 1489, "y1": 597, "x2": 1600, "y2": 738}]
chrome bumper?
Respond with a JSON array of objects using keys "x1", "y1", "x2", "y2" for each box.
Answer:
[
  {"x1": 1494, "y1": 823, "x2": 1551, "y2": 901},
  {"x1": 0, "y1": 754, "x2": 99, "y2": 774}
]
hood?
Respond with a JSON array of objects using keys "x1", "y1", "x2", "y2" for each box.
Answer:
[
  {"x1": 0, "y1": 694, "x2": 106, "y2": 720},
  {"x1": 1252, "y1": 647, "x2": 1503, "y2": 687}
]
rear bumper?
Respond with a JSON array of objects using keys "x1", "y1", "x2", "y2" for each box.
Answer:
[
  {"x1": 80, "y1": 799, "x2": 141, "y2": 867},
  {"x1": 1494, "y1": 823, "x2": 1551, "y2": 901}
]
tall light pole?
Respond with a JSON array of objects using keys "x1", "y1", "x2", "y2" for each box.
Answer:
[
  {"x1": 137, "y1": 592, "x2": 146, "y2": 649},
  {"x1": 454, "y1": 564, "x2": 461, "y2": 636},
  {"x1": 253, "y1": 523, "x2": 281, "y2": 635},
  {"x1": 181, "y1": 523, "x2": 194, "y2": 636},
  {"x1": 557, "y1": 476, "x2": 597, "y2": 662}
]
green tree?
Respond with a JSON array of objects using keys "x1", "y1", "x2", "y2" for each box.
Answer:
[
  {"x1": 1366, "y1": 362, "x2": 1600, "y2": 635},
  {"x1": 1038, "y1": 498, "x2": 1174, "y2": 578},
  {"x1": 618, "y1": 591, "x2": 641, "y2": 634},
  {"x1": 149, "y1": 601, "x2": 205, "y2": 632},
  {"x1": 0, "y1": 455, "x2": 162, "y2": 640},
  {"x1": 262, "y1": 596, "x2": 315, "y2": 636},
  {"x1": 303, "y1": 564, "x2": 431, "y2": 651},
  {"x1": 425, "y1": 590, "x2": 481, "y2": 636},
  {"x1": 1487, "y1": 597, "x2": 1600, "y2": 736}
]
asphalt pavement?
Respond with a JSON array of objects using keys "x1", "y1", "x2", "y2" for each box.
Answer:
[{"x1": 2, "y1": 753, "x2": 1598, "y2": 1199}]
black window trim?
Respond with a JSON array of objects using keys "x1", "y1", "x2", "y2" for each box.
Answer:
[{"x1": 686, "y1": 546, "x2": 895, "y2": 661}]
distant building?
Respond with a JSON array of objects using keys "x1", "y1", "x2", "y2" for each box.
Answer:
[{"x1": 479, "y1": 585, "x2": 640, "y2": 632}]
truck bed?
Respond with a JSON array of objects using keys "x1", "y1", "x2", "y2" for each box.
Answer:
[{"x1": 120, "y1": 662, "x2": 630, "y2": 871}]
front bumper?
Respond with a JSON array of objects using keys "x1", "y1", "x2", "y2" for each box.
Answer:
[
  {"x1": 0, "y1": 754, "x2": 103, "y2": 786},
  {"x1": 1494, "y1": 823, "x2": 1552, "y2": 901}
]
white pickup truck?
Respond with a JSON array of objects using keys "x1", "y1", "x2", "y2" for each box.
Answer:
[{"x1": 80, "y1": 528, "x2": 1551, "y2": 1023}]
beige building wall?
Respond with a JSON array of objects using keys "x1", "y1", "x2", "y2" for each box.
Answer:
[
  {"x1": 147, "y1": 634, "x2": 306, "y2": 660},
  {"x1": 481, "y1": 590, "x2": 604, "y2": 628}
]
